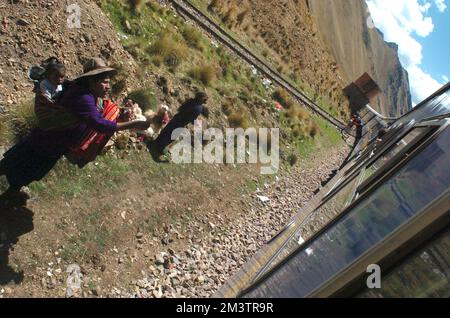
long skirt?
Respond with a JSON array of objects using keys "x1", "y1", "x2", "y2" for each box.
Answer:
[{"x1": 0, "y1": 138, "x2": 63, "y2": 189}]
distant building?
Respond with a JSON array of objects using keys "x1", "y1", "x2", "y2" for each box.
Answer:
[{"x1": 344, "y1": 73, "x2": 381, "y2": 114}]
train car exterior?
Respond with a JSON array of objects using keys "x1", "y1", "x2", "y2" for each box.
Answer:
[{"x1": 215, "y1": 84, "x2": 450, "y2": 298}]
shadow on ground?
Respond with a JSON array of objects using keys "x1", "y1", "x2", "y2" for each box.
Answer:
[{"x1": 0, "y1": 198, "x2": 34, "y2": 285}]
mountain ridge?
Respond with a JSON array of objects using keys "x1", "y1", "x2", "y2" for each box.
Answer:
[{"x1": 308, "y1": 0, "x2": 412, "y2": 116}]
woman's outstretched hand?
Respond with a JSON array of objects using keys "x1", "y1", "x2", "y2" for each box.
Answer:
[
  {"x1": 117, "y1": 120, "x2": 150, "y2": 132},
  {"x1": 132, "y1": 120, "x2": 151, "y2": 131}
]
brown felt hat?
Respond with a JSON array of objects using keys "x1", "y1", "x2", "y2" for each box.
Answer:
[{"x1": 74, "y1": 58, "x2": 117, "y2": 80}]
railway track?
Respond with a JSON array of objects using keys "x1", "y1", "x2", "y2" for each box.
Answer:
[{"x1": 170, "y1": 0, "x2": 347, "y2": 129}]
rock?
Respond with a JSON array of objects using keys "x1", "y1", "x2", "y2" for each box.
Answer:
[
  {"x1": 41, "y1": 278, "x2": 47, "y2": 288},
  {"x1": 4, "y1": 287, "x2": 12, "y2": 295},
  {"x1": 155, "y1": 255, "x2": 165, "y2": 265},
  {"x1": 161, "y1": 237, "x2": 170, "y2": 245},
  {"x1": 168, "y1": 248, "x2": 176, "y2": 255},
  {"x1": 17, "y1": 18, "x2": 30, "y2": 26},
  {"x1": 136, "y1": 232, "x2": 144, "y2": 239},
  {"x1": 66, "y1": 264, "x2": 82, "y2": 298},
  {"x1": 47, "y1": 277, "x2": 57, "y2": 290},
  {"x1": 152, "y1": 289, "x2": 162, "y2": 298},
  {"x1": 256, "y1": 195, "x2": 270, "y2": 203},
  {"x1": 144, "y1": 250, "x2": 151, "y2": 258},
  {"x1": 171, "y1": 277, "x2": 181, "y2": 287},
  {"x1": 124, "y1": 20, "x2": 132, "y2": 32},
  {"x1": 93, "y1": 287, "x2": 101, "y2": 297},
  {"x1": 196, "y1": 276, "x2": 205, "y2": 284}
]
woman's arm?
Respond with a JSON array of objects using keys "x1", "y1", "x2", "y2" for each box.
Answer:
[{"x1": 117, "y1": 120, "x2": 150, "y2": 132}]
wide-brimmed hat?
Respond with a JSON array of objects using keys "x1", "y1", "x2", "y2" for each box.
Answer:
[{"x1": 74, "y1": 58, "x2": 117, "y2": 81}]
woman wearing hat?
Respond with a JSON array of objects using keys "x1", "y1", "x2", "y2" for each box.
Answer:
[{"x1": 0, "y1": 58, "x2": 149, "y2": 204}]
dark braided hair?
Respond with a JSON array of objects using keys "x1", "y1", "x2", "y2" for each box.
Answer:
[{"x1": 42, "y1": 57, "x2": 65, "y2": 78}]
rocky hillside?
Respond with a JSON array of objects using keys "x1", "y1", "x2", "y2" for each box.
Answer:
[
  {"x1": 308, "y1": 0, "x2": 412, "y2": 116},
  {"x1": 193, "y1": 0, "x2": 352, "y2": 120},
  {"x1": 0, "y1": 0, "x2": 144, "y2": 109}
]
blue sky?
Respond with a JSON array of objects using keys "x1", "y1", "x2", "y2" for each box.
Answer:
[
  {"x1": 417, "y1": 5, "x2": 450, "y2": 84},
  {"x1": 366, "y1": 0, "x2": 449, "y2": 105}
]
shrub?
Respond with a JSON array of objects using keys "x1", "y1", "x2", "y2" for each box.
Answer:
[
  {"x1": 236, "y1": 10, "x2": 249, "y2": 25},
  {"x1": 208, "y1": 0, "x2": 221, "y2": 11},
  {"x1": 188, "y1": 65, "x2": 216, "y2": 86},
  {"x1": 288, "y1": 153, "x2": 298, "y2": 166},
  {"x1": 238, "y1": 88, "x2": 252, "y2": 102},
  {"x1": 110, "y1": 63, "x2": 128, "y2": 97},
  {"x1": 273, "y1": 88, "x2": 294, "y2": 109},
  {"x1": 296, "y1": 107, "x2": 310, "y2": 121},
  {"x1": 221, "y1": 99, "x2": 234, "y2": 116},
  {"x1": 308, "y1": 123, "x2": 320, "y2": 138},
  {"x1": 148, "y1": 33, "x2": 188, "y2": 68},
  {"x1": 182, "y1": 26, "x2": 203, "y2": 50},
  {"x1": 151, "y1": 55, "x2": 164, "y2": 67},
  {"x1": 286, "y1": 106, "x2": 299, "y2": 120},
  {"x1": 285, "y1": 104, "x2": 310, "y2": 124},
  {"x1": 124, "y1": 39, "x2": 147, "y2": 60},
  {"x1": 228, "y1": 112, "x2": 249, "y2": 129},
  {"x1": 0, "y1": 115, "x2": 11, "y2": 145},
  {"x1": 5, "y1": 99, "x2": 37, "y2": 141},
  {"x1": 221, "y1": 7, "x2": 237, "y2": 26},
  {"x1": 291, "y1": 125, "x2": 302, "y2": 138},
  {"x1": 127, "y1": 89, "x2": 158, "y2": 112},
  {"x1": 128, "y1": 0, "x2": 144, "y2": 13},
  {"x1": 111, "y1": 79, "x2": 127, "y2": 97}
]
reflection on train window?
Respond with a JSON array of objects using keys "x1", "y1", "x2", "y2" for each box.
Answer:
[
  {"x1": 399, "y1": 89, "x2": 450, "y2": 125},
  {"x1": 361, "y1": 127, "x2": 429, "y2": 182},
  {"x1": 253, "y1": 175, "x2": 361, "y2": 282},
  {"x1": 241, "y1": 127, "x2": 450, "y2": 298},
  {"x1": 358, "y1": 228, "x2": 450, "y2": 298}
]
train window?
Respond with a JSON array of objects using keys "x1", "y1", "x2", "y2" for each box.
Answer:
[
  {"x1": 397, "y1": 87, "x2": 449, "y2": 125},
  {"x1": 328, "y1": 125, "x2": 402, "y2": 202},
  {"x1": 253, "y1": 174, "x2": 362, "y2": 283},
  {"x1": 361, "y1": 127, "x2": 429, "y2": 181},
  {"x1": 357, "y1": 126, "x2": 437, "y2": 196},
  {"x1": 240, "y1": 127, "x2": 450, "y2": 298},
  {"x1": 343, "y1": 123, "x2": 399, "y2": 177},
  {"x1": 357, "y1": 227, "x2": 450, "y2": 298}
]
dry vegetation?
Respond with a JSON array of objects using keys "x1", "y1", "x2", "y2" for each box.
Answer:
[
  {"x1": 227, "y1": 111, "x2": 250, "y2": 129},
  {"x1": 148, "y1": 33, "x2": 189, "y2": 68},
  {"x1": 6, "y1": 98, "x2": 38, "y2": 141},
  {"x1": 182, "y1": 26, "x2": 204, "y2": 51},
  {"x1": 188, "y1": 65, "x2": 217, "y2": 86}
]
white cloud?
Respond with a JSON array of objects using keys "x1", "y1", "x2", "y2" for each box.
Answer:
[
  {"x1": 366, "y1": 0, "x2": 445, "y2": 104},
  {"x1": 408, "y1": 65, "x2": 443, "y2": 101},
  {"x1": 443, "y1": 75, "x2": 449, "y2": 83},
  {"x1": 435, "y1": 0, "x2": 447, "y2": 12}
]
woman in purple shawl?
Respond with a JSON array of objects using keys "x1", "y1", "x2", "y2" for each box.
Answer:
[{"x1": 0, "y1": 58, "x2": 149, "y2": 204}]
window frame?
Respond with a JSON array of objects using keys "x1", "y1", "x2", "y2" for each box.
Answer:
[{"x1": 237, "y1": 120, "x2": 450, "y2": 298}]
